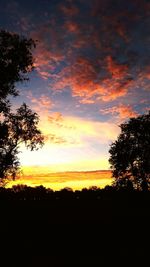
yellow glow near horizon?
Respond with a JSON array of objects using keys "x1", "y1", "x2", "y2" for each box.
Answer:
[
  {"x1": 19, "y1": 114, "x2": 119, "y2": 171},
  {"x1": 7, "y1": 170, "x2": 112, "y2": 190},
  {"x1": 19, "y1": 157, "x2": 110, "y2": 172},
  {"x1": 12, "y1": 115, "x2": 117, "y2": 190}
]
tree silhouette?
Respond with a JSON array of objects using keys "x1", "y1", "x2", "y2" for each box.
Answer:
[
  {"x1": 0, "y1": 30, "x2": 44, "y2": 183},
  {"x1": 109, "y1": 112, "x2": 150, "y2": 190},
  {"x1": 0, "y1": 30, "x2": 35, "y2": 99},
  {"x1": 0, "y1": 103, "x2": 43, "y2": 180}
]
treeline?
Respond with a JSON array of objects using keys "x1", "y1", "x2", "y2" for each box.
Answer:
[
  {"x1": 0, "y1": 184, "x2": 150, "y2": 201},
  {"x1": 1, "y1": 184, "x2": 149, "y2": 267}
]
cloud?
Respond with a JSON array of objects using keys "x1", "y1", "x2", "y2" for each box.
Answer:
[
  {"x1": 41, "y1": 114, "x2": 120, "y2": 148},
  {"x1": 26, "y1": 92, "x2": 53, "y2": 114},
  {"x1": 60, "y1": 3, "x2": 79, "y2": 17},
  {"x1": 48, "y1": 112, "x2": 63, "y2": 123},
  {"x1": 52, "y1": 57, "x2": 99, "y2": 93},
  {"x1": 64, "y1": 21, "x2": 80, "y2": 34},
  {"x1": 79, "y1": 98, "x2": 95, "y2": 104},
  {"x1": 106, "y1": 56, "x2": 128, "y2": 79},
  {"x1": 100, "y1": 104, "x2": 138, "y2": 120},
  {"x1": 17, "y1": 16, "x2": 31, "y2": 32},
  {"x1": 47, "y1": 112, "x2": 76, "y2": 130},
  {"x1": 26, "y1": 0, "x2": 150, "y2": 105},
  {"x1": 44, "y1": 134, "x2": 70, "y2": 145},
  {"x1": 51, "y1": 56, "x2": 133, "y2": 102},
  {"x1": 31, "y1": 22, "x2": 65, "y2": 80}
]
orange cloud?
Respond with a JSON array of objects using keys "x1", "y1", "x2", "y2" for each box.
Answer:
[
  {"x1": 45, "y1": 115, "x2": 120, "y2": 146},
  {"x1": 48, "y1": 112, "x2": 63, "y2": 123},
  {"x1": 100, "y1": 104, "x2": 138, "y2": 120},
  {"x1": 29, "y1": 0, "x2": 149, "y2": 105},
  {"x1": 52, "y1": 57, "x2": 100, "y2": 96},
  {"x1": 48, "y1": 112, "x2": 76, "y2": 131},
  {"x1": 51, "y1": 55, "x2": 133, "y2": 102},
  {"x1": 144, "y1": 66, "x2": 150, "y2": 80},
  {"x1": 27, "y1": 92, "x2": 53, "y2": 115},
  {"x1": 106, "y1": 56, "x2": 128, "y2": 79},
  {"x1": 32, "y1": 24, "x2": 64, "y2": 80},
  {"x1": 99, "y1": 79, "x2": 131, "y2": 102},
  {"x1": 44, "y1": 134, "x2": 69, "y2": 145},
  {"x1": 80, "y1": 98, "x2": 95, "y2": 104},
  {"x1": 64, "y1": 21, "x2": 80, "y2": 33},
  {"x1": 115, "y1": 22, "x2": 129, "y2": 42},
  {"x1": 60, "y1": 4, "x2": 79, "y2": 17}
]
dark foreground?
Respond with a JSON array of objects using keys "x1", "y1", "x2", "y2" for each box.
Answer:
[{"x1": 0, "y1": 187, "x2": 150, "y2": 266}]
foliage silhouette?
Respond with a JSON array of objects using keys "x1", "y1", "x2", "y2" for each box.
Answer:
[
  {"x1": 0, "y1": 30, "x2": 35, "y2": 100},
  {"x1": 109, "y1": 112, "x2": 150, "y2": 190},
  {"x1": 0, "y1": 103, "x2": 43, "y2": 181},
  {"x1": 0, "y1": 30, "x2": 44, "y2": 183}
]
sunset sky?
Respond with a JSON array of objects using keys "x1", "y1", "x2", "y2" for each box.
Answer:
[{"x1": 0, "y1": 0, "x2": 150, "y2": 188}]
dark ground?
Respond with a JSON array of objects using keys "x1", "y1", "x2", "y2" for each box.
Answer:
[{"x1": 0, "y1": 188, "x2": 150, "y2": 266}]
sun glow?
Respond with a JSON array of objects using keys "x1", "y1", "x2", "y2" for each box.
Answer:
[
  {"x1": 19, "y1": 114, "x2": 119, "y2": 170},
  {"x1": 5, "y1": 113, "x2": 118, "y2": 190},
  {"x1": 7, "y1": 169, "x2": 112, "y2": 190}
]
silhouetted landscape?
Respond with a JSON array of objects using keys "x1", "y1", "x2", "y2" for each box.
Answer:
[{"x1": 0, "y1": 185, "x2": 150, "y2": 266}]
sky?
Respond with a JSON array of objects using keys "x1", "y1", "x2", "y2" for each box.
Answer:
[{"x1": 0, "y1": 0, "x2": 150, "y2": 177}]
